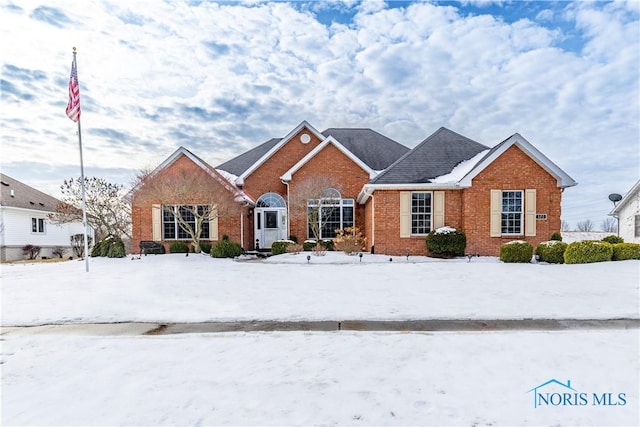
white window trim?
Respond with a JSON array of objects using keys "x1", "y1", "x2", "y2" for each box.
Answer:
[
  {"x1": 410, "y1": 191, "x2": 433, "y2": 236},
  {"x1": 31, "y1": 217, "x2": 45, "y2": 234},
  {"x1": 500, "y1": 190, "x2": 523, "y2": 236},
  {"x1": 307, "y1": 197, "x2": 355, "y2": 240},
  {"x1": 162, "y1": 204, "x2": 211, "y2": 241}
]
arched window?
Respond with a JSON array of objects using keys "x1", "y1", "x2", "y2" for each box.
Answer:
[
  {"x1": 256, "y1": 193, "x2": 286, "y2": 208},
  {"x1": 307, "y1": 188, "x2": 354, "y2": 239}
]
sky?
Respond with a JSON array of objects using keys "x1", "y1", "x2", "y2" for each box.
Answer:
[{"x1": 1, "y1": 0, "x2": 638, "y2": 230}]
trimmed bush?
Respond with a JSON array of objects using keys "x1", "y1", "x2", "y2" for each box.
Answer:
[
  {"x1": 319, "y1": 240, "x2": 334, "y2": 251},
  {"x1": 271, "y1": 240, "x2": 294, "y2": 255},
  {"x1": 210, "y1": 236, "x2": 242, "y2": 258},
  {"x1": 612, "y1": 243, "x2": 640, "y2": 261},
  {"x1": 564, "y1": 241, "x2": 613, "y2": 264},
  {"x1": 602, "y1": 235, "x2": 624, "y2": 244},
  {"x1": 499, "y1": 241, "x2": 533, "y2": 263},
  {"x1": 535, "y1": 240, "x2": 568, "y2": 264},
  {"x1": 426, "y1": 226, "x2": 466, "y2": 258},
  {"x1": 199, "y1": 243, "x2": 212, "y2": 254},
  {"x1": 303, "y1": 240, "x2": 316, "y2": 251},
  {"x1": 92, "y1": 234, "x2": 126, "y2": 258},
  {"x1": 550, "y1": 232, "x2": 563, "y2": 241},
  {"x1": 169, "y1": 241, "x2": 190, "y2": 253}
]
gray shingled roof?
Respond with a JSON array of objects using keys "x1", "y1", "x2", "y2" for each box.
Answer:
[
  {"x1": 321, "y1": 128, "x2": 410, "y2": 170},
  {"x1": 217, "y1": 138, "x2": 282, "y2": 176},
  {"x1": 0, "y1": 173, "x2": 62, "y2": 212},
  {"x1": 370, "y1": 127, "x2": 490, "y2": 184}
]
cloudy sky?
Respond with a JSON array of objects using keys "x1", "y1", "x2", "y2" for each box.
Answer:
[{"x1": 1, "y1": 0, "x2": 638, "y2": 229}]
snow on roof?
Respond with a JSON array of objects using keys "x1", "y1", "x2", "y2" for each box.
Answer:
[{"x1": 430, "y1": 150, "x2": 490, "y2": 184}]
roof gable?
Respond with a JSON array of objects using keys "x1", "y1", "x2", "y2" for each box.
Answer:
[
  {"x1": 232, "y1": 121, "x2": 325, "y2": 186},
  {"x1": 0, "y1": 173, "x2": 62, "y2": 212},
  {"x1": 217, "y1": 137, "x2": 281, "y2": 177},
  {"x1": 458, "y1": 133, "x2": 577, "y2": 188},
  {"x1": 128, "y1": 147, "x2": 250, "y2": 202},
  {"x1": 370, "y1": 127, "x2": 490, "y2": 185},
  {"x1": 610, "y1": 180, "x2": 640, "y2": 215},
  {"x1": 281, "y1": 136, "x2": 376, "y2": 182}
]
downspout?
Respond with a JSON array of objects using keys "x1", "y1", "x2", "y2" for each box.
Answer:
[
  {"x1": 370, "y1": 193, "x2": 375, "y2": 254},
  {"x1": 240, "y1": 211, "x2": 244, "y2": 250}
]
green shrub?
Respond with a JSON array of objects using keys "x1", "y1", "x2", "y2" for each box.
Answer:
[
  {"x1": 564, "y1": 241, "x2": 613, "y2": 264},
  {"x1": 320, "y1": 240, "x2": 334, "y2": 251},
  {"x1": 536, "y1": 240, "x2": 568, "y2": 264},
  {"x1": 210, "y1": 236, "x2": 242, "y2": 258},
  {"x1": 271, "y1": 240, "x2": 293, "y2": 255},
  {"x1": 90, "y1": 240, "x2": 103, "y2": 257},
  {"x1": 199, "y1": 243, "x2": 212, "y2": 254},
  {"x1": 550, "y1": 232, "x2": 563, "y2": 241},
  {"x1": 602, "y1": 235, "x2": 624, "y2": 244},
  {"x1": 169, "y1": 241, "x2": 190, "y2": 253},
  {"x1": 426, "y1": 226, "x2": 466, "y2": 258},
  {"x1": 500, "y1": 241, "x2": 533, "y2": 263},
  {"x1": 612, "y1": 243, "x2": 640, "y2": 261},
  {"x1": 303, "y1": 240, "x2": 316, "y2": 251}
]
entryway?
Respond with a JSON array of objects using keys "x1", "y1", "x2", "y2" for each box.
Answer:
[{"x1": 255, "y1": 193, "x2": 287, "y2": 249}]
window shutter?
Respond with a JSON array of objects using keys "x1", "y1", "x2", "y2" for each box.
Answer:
[
  {"x1": 490, "y1": 190, "x2": 502, "y2": 237},
  {"x1": 399, "y1": 192, "x2": 411, "y2": 238},
  {"x1": 525, "y1": 189, "x2": 536, "y2": 236},
  {"x1": 152, "y1": 204, "x2": 162, "y2": 241},
  {"x1": 433, "y1": 191, "x2": 445, "y2": 229},
  {"x1": 209, "y1": 215, "x2": 219, "y2": 241}
]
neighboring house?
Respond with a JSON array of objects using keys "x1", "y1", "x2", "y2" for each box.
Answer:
[
  {"x1": 130, "y1": 121, "x2": 577, "y2": 256},
  {"x1": 609, "y1": 180, "x2": 640, "y2": 244},
  {"x1": 0, "y1": 174, "x2": 92, "y2": 262}
]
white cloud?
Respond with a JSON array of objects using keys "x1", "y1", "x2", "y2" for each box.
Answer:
[{"x1": 0, "y1": 0, "x2": 637, "y2": 228}]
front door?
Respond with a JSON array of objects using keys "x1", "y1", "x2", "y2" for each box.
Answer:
[{"x1": 255, "y1": 208, "x2": 287, "y2": 249}]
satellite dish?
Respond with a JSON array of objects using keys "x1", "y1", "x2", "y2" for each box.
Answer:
[{"x1": 609, "y1": 193, "x2": 623, "y2": 204}]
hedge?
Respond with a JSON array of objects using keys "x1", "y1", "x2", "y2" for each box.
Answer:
[
  {"x1": 271, "y1": 240, "x2": 294, "y2": 255},
  {"x1": 612, "y1": 243, "x2": 640, "y2": 261},
  {"x1": 499, "y1": 241, "x2": 533, "y2": 263},
  {"x1": 210, "y1": 236, "x2": 242, "y2": 258},
  {"x1": 169, "y1": 241, "x2": 190, "y2": 253},
  {"x1": 535, "y1": 240, "x2": 568, "y2": 264},
  {"x1": 425, "y1": 226, "x2": 466, "y2": 258},
  {"x1": 564, "y1": 241, "x2": 613, "y2": 264}
]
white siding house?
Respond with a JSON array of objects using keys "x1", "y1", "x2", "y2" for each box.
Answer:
[
  {"x1": 609, "y1": 180, "x2": 640, "y2": 244},
  {"x1": 0, "y1": 174, "x2": 92, "y2": 262}
]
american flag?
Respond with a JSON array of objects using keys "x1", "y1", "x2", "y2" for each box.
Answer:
[{"x1": 65, "y1": 57, "x2": 81, "y2": 122}]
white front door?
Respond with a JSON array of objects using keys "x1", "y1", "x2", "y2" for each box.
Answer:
[{"x1": 255, "y1": 208, "x2": 287, "y2": 249}]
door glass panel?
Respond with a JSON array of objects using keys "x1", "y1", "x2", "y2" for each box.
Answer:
[{"x1": 265, "y1": 211, "x2": 278, "y2": 229}]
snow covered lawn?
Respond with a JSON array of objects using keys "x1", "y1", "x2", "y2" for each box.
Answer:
[
  {"x1": 1, "y1": 253, "x2": 638, "y2": 426},
  {"x1": 2, "y1": 330, "x2": 638, "y2": 426},
  {"x1": 1, "y1": 253, "x2": 638, "y2": 326}
]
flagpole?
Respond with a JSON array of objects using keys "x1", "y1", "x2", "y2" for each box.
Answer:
[{"x1": 70, "y1": 47, "x2": 90, "y2": 272}]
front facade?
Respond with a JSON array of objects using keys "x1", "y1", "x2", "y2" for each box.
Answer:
[
  {"x1": 609, "y1": 180, "x2": 640, "y2": 244},
  {"x1": 130, "y1": 121, "x2": 577, "y2": 256},
  {"x1": 0, "y1": 174, "x2": 91, "y2": 261}
]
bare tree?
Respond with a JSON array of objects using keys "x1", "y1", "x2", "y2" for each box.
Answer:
[
  {"x1": 288, "y1": 175, "x2": 343, "y2": 243},
  {"x1": 561, "y1": 220, "x2": 570, "y2": 232},
  {"x1": 601, "y1": 217, "x2": 617, "y2": 233},
  {"x1": 133, "y1": 164, "x2": 240, "y2": 252},
  {"x1": 576, "y1": 219, "x2": 594, "y2": 232},
  {"x1": 49, "y1": 177, "x2": 130, "y2": 241}
]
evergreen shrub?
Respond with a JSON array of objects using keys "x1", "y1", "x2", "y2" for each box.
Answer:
[
  {"x1": 564, "y1": 241, "x2": 613, "y2": 264},
  {"x1": 271, "y1": 240, "x2": 293, "y2": 255},
  {"x1": 602, "y1": 235, "x2": 624, "y2": 244},
  {"x1": 210, "y1": 236, "x2": 242, "y2": 258},
  {"x1": 303, "y1": 240, "x2": 316, "y2": 251},
  {"x1": 426, "y1": 226, "x2": 466, "y2": 258},
  {"x1": 535, "y1": 240, "x2": 568, "y2": 264},
  {"x1": 612, "y1": 243, "x2": 640, "y2": 261},
  {"x1": 550, "y1": 232, "x2": 563, "y2": 241},
  {"x1": 169, "y1": 241, "x2": 190, "y2": 253},
  {"x1": 499, "y1": 241, "x2": 533, "y2": 263},
  {"x1": 199, "y1": 243, "x2": 212, "y2": 254}
]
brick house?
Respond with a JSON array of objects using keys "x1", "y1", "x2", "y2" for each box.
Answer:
[{"x1": 130, "y1": 121, "x2": 576, "y2": 256}]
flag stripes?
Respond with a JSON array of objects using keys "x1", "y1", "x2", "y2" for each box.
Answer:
[{"x1": 66, "y1": 57, "x2": 81, "y2": 122}]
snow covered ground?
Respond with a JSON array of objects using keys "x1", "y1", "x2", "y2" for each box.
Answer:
[
  {"x1": 1, "y1": 253, "x2": 639, "y2": 325},
  {"x1": 1, "y1": 253, "x2": 639, "y2": 426}
]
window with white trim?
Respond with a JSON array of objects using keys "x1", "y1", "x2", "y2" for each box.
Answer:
[
  {"x1": 31, "y1": 217, "x2": 45, "y2": 234},
  {"x1": 501, "y1": 190, "x2": 523, "y2": 235},
  {"x1": 411, "y1": 192, "x2": 432, "y2": 235},
  {"x1": 162, "y1": 205, "x2": 210, "y2": 240},
  {"x1": 307, "y1": 189, "x2": 354, "y2": 239}
]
